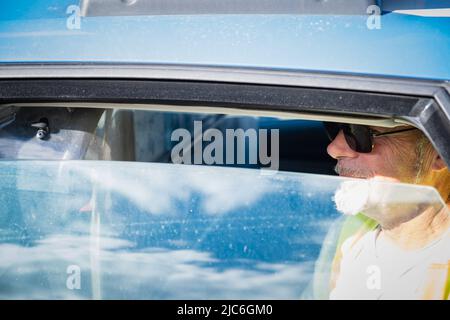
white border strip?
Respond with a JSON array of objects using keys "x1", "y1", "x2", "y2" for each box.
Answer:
[{"x1": 393, "y1": 8, "x2": 450, "y2": 17}]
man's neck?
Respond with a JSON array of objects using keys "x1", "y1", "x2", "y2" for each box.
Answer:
[{"x1": 380, "y1": 203, "x2": 450, "y2": 250}]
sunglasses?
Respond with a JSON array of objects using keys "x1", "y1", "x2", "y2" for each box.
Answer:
[{"x1": 323, "y1": 122, "x2": 417, "y2": 153}]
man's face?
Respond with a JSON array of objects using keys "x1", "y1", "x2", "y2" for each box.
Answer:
[{"x1": 327, "y1": 126, "x2": 421, "y2": 183}]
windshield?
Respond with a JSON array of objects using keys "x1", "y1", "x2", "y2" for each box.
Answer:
[{"x1": 0, "y1": 160, "x2": 446, "y2": 299}]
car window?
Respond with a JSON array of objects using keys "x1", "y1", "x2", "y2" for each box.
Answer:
[
  {"x1": 0, "y1": 160, "x2": 446, "y2": 299},
  {"x1": 0, "y1": 107, "x2": 335, "y2": 175}
]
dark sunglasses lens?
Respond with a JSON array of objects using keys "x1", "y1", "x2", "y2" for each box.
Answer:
[
  {"x1": 343, "y1": 130, "x2": 358, "y2": 151},
  {"x1": 347, "y1": 125, "x2": 373, "y2": 153},
  {"x1": 324, "y1": 122, "x2": 373, "y2": 153},
  {"x1": 323, "y1": 122, "x2": 341, "y2": 141}
]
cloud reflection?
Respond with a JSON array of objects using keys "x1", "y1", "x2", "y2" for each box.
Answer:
[
  {"x1": 60, "y1": 162, "x2": 272, "y2": 216},
  {"x1": 0, "y1": 234, "x2": 312, "y2": 299}
]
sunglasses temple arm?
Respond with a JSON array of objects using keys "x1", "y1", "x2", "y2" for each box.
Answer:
[{"x1": 373, "y1": 128, "x2": 417, "y2": 137}]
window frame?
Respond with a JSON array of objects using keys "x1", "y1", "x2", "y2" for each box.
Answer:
[{"x1": 0, "y1": 63, "x2": 449, "y2": 167}]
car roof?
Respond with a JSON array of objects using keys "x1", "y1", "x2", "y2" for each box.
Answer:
[{"x1": 0, "y1": 0, "x2": 449, "y2": 81}]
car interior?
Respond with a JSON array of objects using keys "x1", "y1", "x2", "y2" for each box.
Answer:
[
  {"x1": 0, "y1": 105, "x2": 333, "y2": 174},
  {"x1": 0, "y1": 103, "x2": 420, "y2": 177}
]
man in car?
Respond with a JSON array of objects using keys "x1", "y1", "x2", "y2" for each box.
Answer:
[{"x1": 324, "y1": 123, "x2": 449, "y2": 300}]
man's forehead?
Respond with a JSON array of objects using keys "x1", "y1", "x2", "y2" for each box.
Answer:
[{"x1": 368, "y1": 125, "x2": 414, "y2": 132}]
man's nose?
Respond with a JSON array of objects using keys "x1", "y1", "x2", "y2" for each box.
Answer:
[{"x1": 327, "y1": 130, "x2": 359, "y2": 159}]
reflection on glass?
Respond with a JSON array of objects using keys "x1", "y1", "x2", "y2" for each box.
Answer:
[
  {"x1": 330, "y1": 178, "x2": 449, "y2": 300},
  {"x1": 0, "y1": 161, "x2": 447, "y2": 299}
]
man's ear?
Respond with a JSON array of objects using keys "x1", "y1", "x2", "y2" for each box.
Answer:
[{"x1": 431, "y1": 154, "x2": 447, "y2": 171}]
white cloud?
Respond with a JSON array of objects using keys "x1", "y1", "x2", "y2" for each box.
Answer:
[{"x1": 0, "y1": 234, "x2": 312, "y2": 299}]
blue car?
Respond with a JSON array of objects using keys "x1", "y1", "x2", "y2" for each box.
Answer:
[{"x1": 0, "y1": 0, "x2": 449, "y2": 300}]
